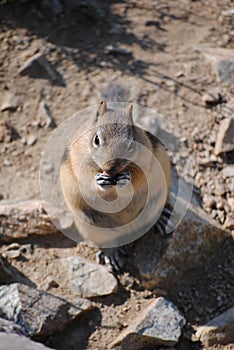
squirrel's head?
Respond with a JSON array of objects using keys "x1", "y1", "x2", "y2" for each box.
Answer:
[{"x1": 88, "y1": 101, "x2": 137, "y2": 189}]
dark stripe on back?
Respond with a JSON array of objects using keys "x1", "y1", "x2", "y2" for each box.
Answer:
[{"x1": 145, "y1": 130, "x2": 160, "y2": 149}]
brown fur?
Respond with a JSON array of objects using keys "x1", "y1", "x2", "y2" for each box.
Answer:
[{"x1": 60, "y1": 102, "x2": 171, "y2": 247}]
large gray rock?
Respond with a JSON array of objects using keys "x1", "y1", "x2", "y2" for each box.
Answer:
[
  {"x1": 0, "y1": 283, "x2": 93, "y2": 338},
  {"x1": 111, "y1": 297, "x2": 185, "y2": 349},
  {"x1": 131, "y1": 187, "x2": 231, "y2": 290},
  {"x1": 60, "y1": 256, "x2": 118, "y2": 298},
  {"x1": 195, "y1": 307, "x2": 234, "y2": 346},
  {"x1": 0, "y1": 333, "x2": 54, "y2": 350},
  {"x1": 215, "y1": 117, "x2": 234, "y2": 155},
  {"x1": 202, "y1": 48, "x2": 234, "y2": 83}
]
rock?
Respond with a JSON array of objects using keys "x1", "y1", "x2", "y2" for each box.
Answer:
[
  {"x1": 222, "y1": 166, "x2": 234, "y2": 178},
  {"x1": 41, "y1": 163, "x2": 54, "y2": 174},
  {"x1": 216, "y1": 209, "x2": 225, "y2": 224},
  {"x1": 227, "y1": 197, "x2": 234, "y2": 208},
  {"x1": 0, "y1": 283, "x2": 93, "y2": 338},
  {"x1": 165, "y1": 79, "x2": 176, "y2": 90},
  {"x1": 19, "y1": 243, "x2": 34, "y2": 257},
  {"x1": 230, "y1": 178, "x2": 234, "y2": 192},
  {"x1": 44, "y1": 278, "x2": 59, "y2": 291},
  {"x1": 2, "y1": 243, "x2": 33, "y2": 260},
  {"x1": 111, "y1": 297, "x2": 186, "y2": 349},
  {"x1": 203, "y1": 194, "x2": 216, "y2": 209},
  {"x1": 3, "y1": 249, "x2": 20, "y2": 260},
  {"x1": 37, "y1": 101, "x2": 56, "y2": 128},
  {"x1": 0, "y1": 333, "x2": 54, "y2": 350},
  {"x1": 0, "y1": 121, "x2": 19, "y2": 143},
  {"x1": 216, "y1": 200, "x2": 224, "y2": 210},
  {"x1": 174, "y1": 70, "x2": 184, "y2": 78},
  {"x1": 222, "y1": 9, "x2": 234, "y2": 17},
  {"x1": 18, "y1": 53, "x2": 60, "y2": 83},
  {"x1": 130, "y1": 179, "x2": 231, "y2": 290},
  {"x1": 105, "y1": 45, "x2": 131, "y2": 55},
  {"x1": 3, "y1": 159, "x2": 12, "y2": 167},
  {"x1": 0, "y1": 93, "x2": 20, "y2": 112},
  {"x1": 198, "y1": 157, "x2": 216, "y2": 167},
  {"x1": 215, "y1": 183, "x2": 226, "y2": 196},
  {"x1": 202, "y1": 48, "x2": 234, "y2": 83},
  {"x1": 201, "y1": 88, "x2": 224, "y2": 107},
  {"x1": 27, "y1": 134, "x2": 37, "y2": 146},
  {"x1": 0, "y1": 199, "x2": 58, "y2": 242},
  {"x1": 195, "y1": 307, "x2": 234, "y2": 346},
  {"x1": 0, "y1": 317, "x2": 25, "y2": 336},
  {"x1": 224, "y1": 215, "x2": 234, "y2": 230},
  {"x1": 60, "y1": 256, "x2": 118, "y2": 298},
  {"x1": 215, "y1": 117, "x2": 234, "y2": 155}
]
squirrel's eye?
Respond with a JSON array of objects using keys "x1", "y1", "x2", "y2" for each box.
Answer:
[{"x1": 93, "y1": 134, "x2": 100, "y2": 148}]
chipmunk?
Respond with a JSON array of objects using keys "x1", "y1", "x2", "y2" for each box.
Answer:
[{"x1": 60, "y1": 101, "x2": 171, "y2": 271}]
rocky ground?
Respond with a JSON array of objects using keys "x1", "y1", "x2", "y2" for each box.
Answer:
[{"x1": 0, "y1": 0, "x2": 234, "y2": 349}]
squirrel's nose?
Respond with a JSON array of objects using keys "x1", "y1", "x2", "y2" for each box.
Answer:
[{"x1": 102, "y1": 159, "x2": 124, "y2": 176}]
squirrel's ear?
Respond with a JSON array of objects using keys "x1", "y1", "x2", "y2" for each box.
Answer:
[
  {"x1": 125, "y1": 104, "x2": 133, "y2": 122},
  {"x1": 96, "y1": 100, "x2": 107, "y2": 119}
]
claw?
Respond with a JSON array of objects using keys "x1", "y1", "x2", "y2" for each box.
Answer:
[
  {"x1": 155, "y1": 203, "x2": 174, "y2": 236},
  {"x1": 96, "y1": 247, "x2": 127, "y2": 273}
]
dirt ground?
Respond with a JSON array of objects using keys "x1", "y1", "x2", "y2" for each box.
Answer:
[{"x1": 0, "y1": 0, "x2": 234, "y2": 349}]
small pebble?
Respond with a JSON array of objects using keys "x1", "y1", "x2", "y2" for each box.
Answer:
[
  {"x1": 216, "y1": 201, "x2": 224, "y2": 210},
  {"x1": 221, "y1": 166, "x2": 234, "y2": 178},
  {"x1": 45, "y1": 279, "x2": 59, "y2": 291},
  {"x1": 20, "y1": 244, "x2": 34, "y2": 256},
  {"x1": 105, "y1": 45, "x2": 131, "y2": 55},
  {"x1": 215, "y1": 183, "x2": 226, "y2": 196},
  {"x1": 217, "y1": 210, "x2": 225, "y2": 224},
  {"x1": 227, "y1": 198, "x2": 234, "y2": 209},
  {"x1": 211, "y1": 210, "x2": 217, "y2": 219},
  {"x1": 224, "y1": 215, "x2": 234, "y2": 230},
  {"x1": 27, "y1": 135, "x2": 37, "y2": 146},
  {"x1": 0, "y1": 93, "x2": 20, "y2": 112},
  {"x1": 175, "y1": 70, "x2": 184, "y2": 78},
  {"x1": 42, "y1": 163, "x2": 54, "y2": 174},
  {"x1": 4, "y1": 250, "x2": 21, "y2": 259},
  {"x1": 230, "y1": 179, "x2": 234, "y2": 192},
  {"x1": 3, "y1": 159, "x2": 12, "y2": 167},
  {"x1": 203, "y1": 195, "x2": 216, "y2": 209}
]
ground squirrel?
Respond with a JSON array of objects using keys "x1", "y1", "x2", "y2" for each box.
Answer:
[{"x1": 60, "y1": 101, "x2": 171, "y2": 270}]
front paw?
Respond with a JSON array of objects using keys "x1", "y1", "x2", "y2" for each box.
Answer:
[{"x1": 96, "y1": 247, "x2": 127, "y2": 273}]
